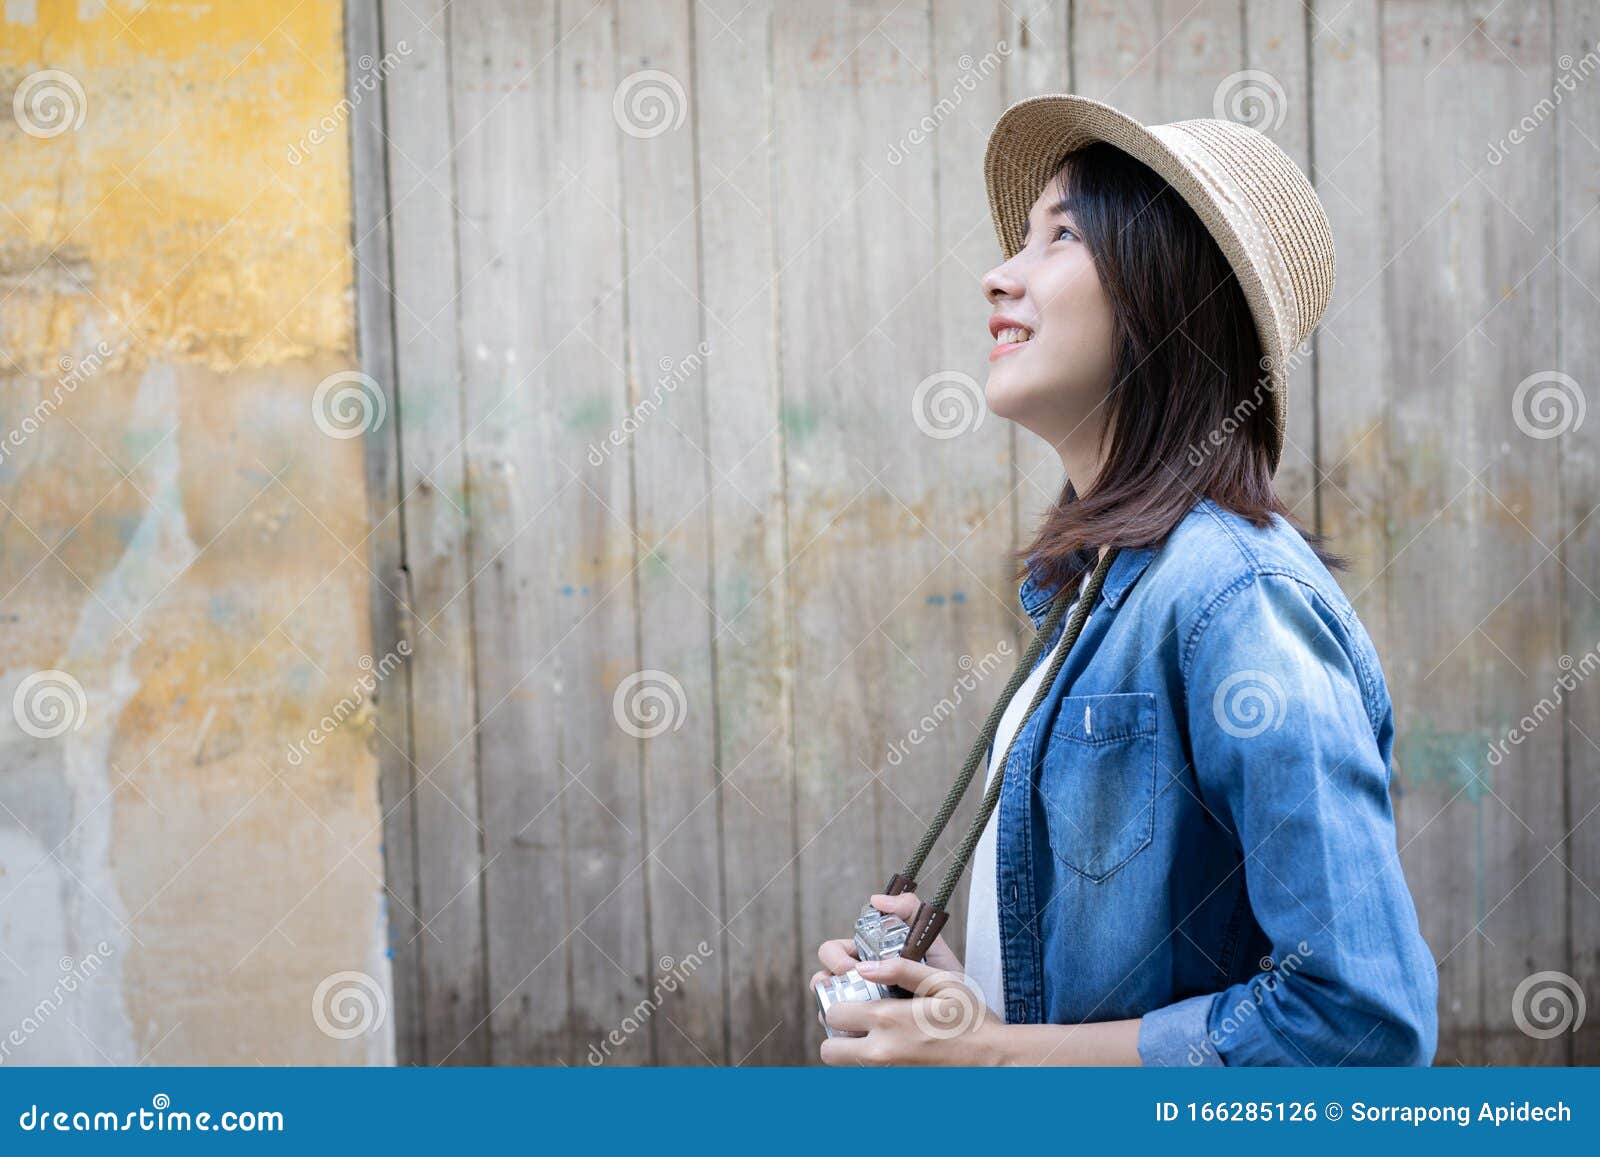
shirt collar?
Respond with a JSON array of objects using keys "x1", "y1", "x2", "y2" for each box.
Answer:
[{"x1": 1017, "y1": 545, "x2": 1159, "y2": 628}]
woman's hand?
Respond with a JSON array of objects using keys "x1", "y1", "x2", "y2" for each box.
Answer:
[
  {"x1": 806, "y1": 891, "x2": 963, "y2": 995},
  {"x1": 805, "y1": 891, "x2": 998, "y2": 1065},
  {"x1": 818, "y1": 954, "x2": 1002, "y2": 1066}
]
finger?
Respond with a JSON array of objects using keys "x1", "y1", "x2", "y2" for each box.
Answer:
[
  {"x1": 817, "y1": 938, "x2": 859, "y2": 975},
  {"x1": 857, "y1": 954, "x2": 965, "y2": 996},
  {"x1": 819, "y1": 1035, "x2": 871, "y2": 1067},
  {"x1": 822, "y1": 997, "x2": 880, "y2": 1035},
  {"x1": 868, "y1": 891, "x2": 921, "y2": 922}
]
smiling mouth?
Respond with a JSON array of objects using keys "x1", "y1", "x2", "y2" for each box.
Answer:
[{"x1": 989, "y1": 326, "x2": 1034, "y2": 361}]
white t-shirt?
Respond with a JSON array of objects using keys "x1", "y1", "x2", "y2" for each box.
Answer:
[{"x1": 963, "y1": 570, "x2": 1090, "y2": 1021}]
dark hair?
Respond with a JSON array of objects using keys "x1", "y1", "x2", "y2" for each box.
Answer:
[{"x1": 1009, "y1": 141, "x2": 1341, "y2": 596}]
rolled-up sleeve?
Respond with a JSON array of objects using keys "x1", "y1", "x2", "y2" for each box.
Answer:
[
  {"x1": 1137, "y1": 572, "x2": 1438, "y2": 1067},
  {"x1": 1139, "y1": 992, "x2": 1221, "y2": 1066}
]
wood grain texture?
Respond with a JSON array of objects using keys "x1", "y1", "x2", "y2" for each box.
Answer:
[
  {"x1": 1310, "y1": 0, "x2": 1389, "y2": 659},
  {"x1": 922, "y1": 0, "x2": 1033, "y2": 963},
  {"x1": 450, "y1": 0, "x2": 649, "y2": 1065},
  {"x1": 350, "y1": 0, "x2": 1598, "y2": 1066},
  {"x1": 1382, "y1": 0, "x2": 1566, "y2": 1065},
  {"x1": 1556, "y1": 0, "x2": 1599, "y2": 1067},
  {"x1": 1243, "y1": 0, "x2": 1315, "y2": 514},
  {"x1": 693, "y1": 0, "x2": 804, "y2": 1067},
  {"x1": 372, "y1": 0, "x2": 494, "y2": 1067},
  {"x1": 616, "y1": 0, "x2": 726, "y2": 1066},
  {"x1": 348, "y1": 0, "x2": 424, "y2": 1067},
  {"x1": 770, "y1": 0, "x2": 935, "y2": 1060}
]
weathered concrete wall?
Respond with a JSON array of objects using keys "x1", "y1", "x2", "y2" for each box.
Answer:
[{"x1": 0, "y1": 1, "x2": 393, "y2": 1063}]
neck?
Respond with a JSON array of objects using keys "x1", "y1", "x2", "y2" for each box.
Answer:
[
  {"x1": 1051, "y1": 419, "x2": 1109, "y2": 500},
  {"x1": 1048, "y1": 419, "x2": 1111, "y2": 572}
]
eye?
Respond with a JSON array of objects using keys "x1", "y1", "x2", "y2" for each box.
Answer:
[{"x1": 1054, "y1": 223, "x2": 1078, "y2": 243}]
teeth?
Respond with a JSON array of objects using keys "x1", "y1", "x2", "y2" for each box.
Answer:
[{"x1": 996, "y1": 326, "x2": 1032, "y2": 344}]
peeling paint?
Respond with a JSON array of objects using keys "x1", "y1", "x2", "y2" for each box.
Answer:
[
  {"x1": 2, "y1": 2, "x2": 353, "y2": 373},
  {"x1": 1, "y1": 1, "x2": 391, "y2": 1064}
]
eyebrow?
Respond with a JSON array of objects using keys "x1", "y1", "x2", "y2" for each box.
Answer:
[{"x1": 1020, "y1": 192, "x2": 1079, "y2": 244}]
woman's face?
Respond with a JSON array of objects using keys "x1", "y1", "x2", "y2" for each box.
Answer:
[{"x1": 980, "y1": 171, "x2": 1118, "y2": 453}]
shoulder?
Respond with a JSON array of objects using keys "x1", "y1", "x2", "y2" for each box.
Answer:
[{"x1": 1134, "y1": 499, "x2": 1367, "y2": 671}]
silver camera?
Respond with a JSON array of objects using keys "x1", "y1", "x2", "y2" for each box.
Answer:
[{"x1": 813, "y1": 902, "x2": 912, "y2": 1037}]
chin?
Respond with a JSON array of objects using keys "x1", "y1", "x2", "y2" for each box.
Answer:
[{"x1": 983, "y1": 369, "x2": 1046, "y2": 423}]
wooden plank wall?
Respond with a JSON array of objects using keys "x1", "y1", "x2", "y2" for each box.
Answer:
[{"x1": 350, "y1": 0, "x2": 1600, "y2": 1065}]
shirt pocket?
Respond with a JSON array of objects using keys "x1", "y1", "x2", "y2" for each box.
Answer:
[{"x1": 1038, "y1": 691, "x2": 1158, "y2": 882}]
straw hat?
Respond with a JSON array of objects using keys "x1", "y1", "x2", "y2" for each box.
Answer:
[{"x1": 983, "y1": 94, "x2": 1336, "y2": 470}]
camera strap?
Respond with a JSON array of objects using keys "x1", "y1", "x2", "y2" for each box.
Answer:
[{"x1": 884, "y1": 547, "x2": 1120, "y2": 963}]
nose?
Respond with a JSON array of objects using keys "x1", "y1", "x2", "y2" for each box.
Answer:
[{"x1": 981, "y1": 255, "x2": 1023, "y2": 304}]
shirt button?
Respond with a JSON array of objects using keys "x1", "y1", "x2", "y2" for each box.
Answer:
[{"x1": 1011, "y1": 883, "x2": 1019, "y2": 903}]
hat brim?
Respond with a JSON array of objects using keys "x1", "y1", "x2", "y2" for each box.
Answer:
[{"x1": 984, "y1": 94, "x2": 1291, "y2": 469}]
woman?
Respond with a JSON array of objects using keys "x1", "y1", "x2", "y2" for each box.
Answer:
[{"x1": 809, "y1": 96, "x2": 1438, "y2": 1065}]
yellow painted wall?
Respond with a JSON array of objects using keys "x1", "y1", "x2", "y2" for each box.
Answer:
[{"x1": 0, "y1": 1, "x2": 392, "y2": 1063}]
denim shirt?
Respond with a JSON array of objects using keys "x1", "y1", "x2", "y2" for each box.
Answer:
[{"x1": 987, "y1": 499, "x2": 1438, "y2": 1065}]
